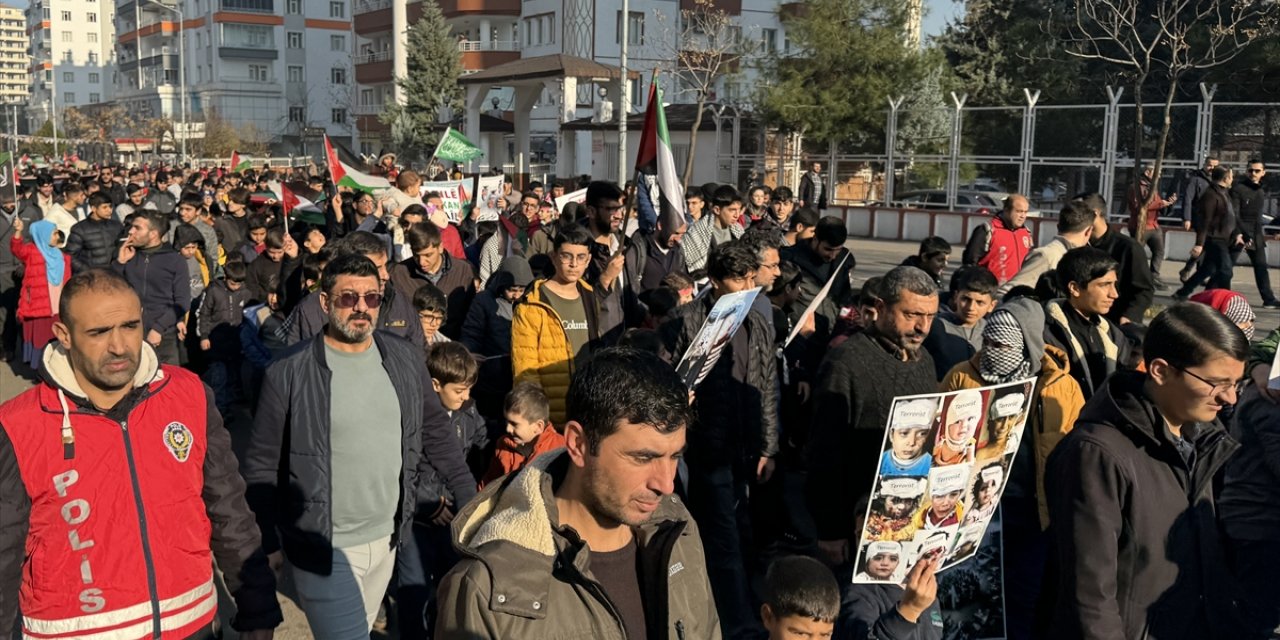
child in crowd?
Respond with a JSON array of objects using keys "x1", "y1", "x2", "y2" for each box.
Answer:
[
  {"x1": 237, "y1": 214, "x2": 269, "y2": 263},
  {"x1": 196, "y1": 260, "x2": 250, "y2": 412},
  {"x1": 901, "y1": 236, "x2": 952, "y2": 287},
  {"x1": 761, "y1": 555, "x2": 840, "y2": 640},
  {"x1": 481, "y1": 381, "x2": 565, "y2": 488},
  {"x1": 239, "y1": 273, "x2": 287, "y2": 409},
  {"x1": 924, "y1": 266, "x2": 998, "y2": 380},
  {"x1": 401, "y1": 342, "x2": 487, "y2": 636},
  {"x1": 9, "y1": 218, "x2": 70, "y2": 369},
  {"x1": 413, "y1": 283, "x2": 451, "y2": 347}
]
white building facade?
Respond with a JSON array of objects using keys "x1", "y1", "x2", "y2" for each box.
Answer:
[{"x1": 26, "y1": 0, "x2": 116, "y2": 132}]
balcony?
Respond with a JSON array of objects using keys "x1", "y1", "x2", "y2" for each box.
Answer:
[
  {"x1": 436, "y1": 0, "x2": 520, "y2": 17},
  {"x1": 354, "y1": 49, "x2": 391, "y2": 65},
  {"x1": 218, "y1": 0, "x2": 275, "y2": 12},
  {"x1": 354, "y1": 5, "x2": 392, "y2": 35},
  {"x1": 457, "y1": 39, "x2": 518, "y2": 52},
  {"x1": 355, "y1": 58, "x2": 392, "y2": 84},
  {"x1": 352, "y1": 103, "x2": 386, "y2": 116},
  {"x1": 353, "y1": 0, "x2": 391, "y2": 14},
  {"x1": 460, "y1": 48, "x2": 519, "y2": 71}
]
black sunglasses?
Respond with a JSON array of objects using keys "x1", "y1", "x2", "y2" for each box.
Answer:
[{"x1": 329, "y1": 292, "x2": 382, "y2": 309}]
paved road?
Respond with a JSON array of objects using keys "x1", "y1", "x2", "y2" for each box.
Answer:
[{"x1": 1, "y1": 235, "x2": 1276, "y2": 637}]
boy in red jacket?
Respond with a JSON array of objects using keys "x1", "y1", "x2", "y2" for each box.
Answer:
[{"x1": 481, "y1": 381, "x2": 566, "y2": 488}]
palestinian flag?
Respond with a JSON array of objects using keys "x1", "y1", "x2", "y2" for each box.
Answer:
[
  {"x1": 325, "y1": 135, "x2": 390, "y2": 193},
  {"x1": 634, "y1": 72, "x2": 686, "y2": 245},
  {"x1": 271, "y1": 180, "x2": 326, "y2": 228},
  {"x1": 229, "y1": 151, "x2": 253, "y2": 172}
]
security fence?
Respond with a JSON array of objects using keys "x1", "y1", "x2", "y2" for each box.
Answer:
[{"x1": 722, "y1": 85, "x2": 1280, "y2": 218}]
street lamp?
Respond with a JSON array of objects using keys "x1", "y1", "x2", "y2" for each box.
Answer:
[{"x1": 141, "y1": 0, "x2": 187, "y2": 161}]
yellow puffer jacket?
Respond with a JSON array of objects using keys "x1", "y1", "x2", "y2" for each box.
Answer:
[
  {"x1": 511, "y1": 280, "x2": 603, "y2": 424},
  {"x1": 940, "y1": 344, "x2": 1085, "y2": 529}
]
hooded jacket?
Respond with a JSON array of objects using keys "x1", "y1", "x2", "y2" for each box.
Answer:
[
  {"x1": 939, "y1": 298, "x2": 1085, "y2": 527},
  {"x1": 111, "y1": 243, "x2": 191, "y2": 336},
  {"x1": 389, "y1": 252, "x2": 477, "y2": 340},
  {"x1": 1045, "y1": 371, "x2": 1243, "y2": 640},
  {"x1": 1044, "y1": 299, "x2": 1130, "y2": 399},
  {"x1": 462, "y1": 256, "x2": 533, "y2": 359},
  {"x1": 923, "y1": 309, "x2": 985, "y2": 381},
  {"x1": 480, "y1": 428, "x2": 566, "y2": 489},
  {"x1": 0, "y1": 343, "x2": 282, "y2": 638},
  {"x1": 9, "y1": 233, "x2": 70, "y2": 321},
  {"x1": 435, "y1": 452, "x2": 722, "y2": 639},
  {"x1": 511, "y1": 279, "x2": 620, "y2": 424},
  {"x1": 241, "y1": 330, "x2": 476, "y2": 575}
]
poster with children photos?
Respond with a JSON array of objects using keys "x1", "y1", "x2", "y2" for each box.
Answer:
[{"x1": 852, "y1": 378, "x2": 1035, "y2": 584}]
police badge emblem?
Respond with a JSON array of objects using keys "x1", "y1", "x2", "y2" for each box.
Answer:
[{"x1": 163, "y1": 422, "x2": 194, "y2": 462}]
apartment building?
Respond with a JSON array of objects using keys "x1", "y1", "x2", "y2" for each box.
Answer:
[
  {"x1": 113, "y1": 0, "x2": 354, "y2": 154},
  {"x1": 26, "y1": 0, "x2": 116, "y2": 132},
  {"x1": 0, "y1": 5, "x2": 27, "y2": 110}
]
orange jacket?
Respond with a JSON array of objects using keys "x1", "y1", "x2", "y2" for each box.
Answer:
[{"x1": 480, "y1": 428, "x2": 566, "y2": 489}]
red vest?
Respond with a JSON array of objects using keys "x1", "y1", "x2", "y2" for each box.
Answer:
[
  {"x1": 0, "y1": 367, "x2": 216, "y2": 639},
  {"x1": 977, "y1": 216, "x2": 1034, "y2": 284}
]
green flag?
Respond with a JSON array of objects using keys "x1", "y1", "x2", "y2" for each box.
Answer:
[{"x1": 433, "y1": 128, "x2": 484, "y2": 163}]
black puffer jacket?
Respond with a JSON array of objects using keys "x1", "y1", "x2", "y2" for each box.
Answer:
[
  {"x1": 65, "y1": 217, "x2": 124, "y2": 272},
  {"x1": 241, "y1": 331, "x2": 477, "y2": 575},
  {"x1": 1045, "y1": 371, "x2": 1243, "y2": 640},
  {"x1": 111, "y1": 243, "x2": 192, "y2": 336},
  {"x1": 196, "y1": 280, "x2": 250, "y2": 361},
  {"x1": 660, "y1": 293, "x2": 779, "y2": 463}
]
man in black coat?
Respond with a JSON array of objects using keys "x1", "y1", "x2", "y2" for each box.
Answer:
[
  {"x1": 1230, "y1": 159, "x2": 1278, "y2": 308},
  {"x1": 1079, "y1": 193, "x2": 1154, "y2": 324},
  {"x1": 799, "y1": 161, "x2": 829, "y2": 211},
  {"x1": 1045, "y1": 302, "x2": 1249, "y2": 640},
  {"x1": 65, "y1": 192, "x2": 125, "y2": 272},
  {"x1": 1175, "y1": 166, "x2": 1244, "y2": 299},
  {"x1": 112, "y1": 209, "x2": 191, "y2": 365}
]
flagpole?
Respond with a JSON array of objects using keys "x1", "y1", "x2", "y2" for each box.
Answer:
[{"x1": 618, "y1": 0, "x2": 629, "y2": 186}]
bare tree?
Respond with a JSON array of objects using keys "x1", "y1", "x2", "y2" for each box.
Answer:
[
  {"x1": 655, "y1": 0, "x2": 755, "y2": 190},
  {"x1": 1060, "y1": 0, "x2": 1279, "y2": 236}
]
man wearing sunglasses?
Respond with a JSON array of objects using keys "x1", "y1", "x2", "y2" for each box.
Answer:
[
  {"x1": 244, "y1": 252, "x2": 476, "y2": 637},
  {"x1": 1230, "y1": 159, "x2": 1280, "y2": 309},
  {"x1": 281, "y1": 231, "x2": 425, "y2": 350},
  {"x1": 1045, "y1": 303, "x2": 1248, "y2": 640}
]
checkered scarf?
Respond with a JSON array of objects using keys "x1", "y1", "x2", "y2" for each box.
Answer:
[
  {"x1": 1225, "y1": 296, "x2": 1256, "y2": 340},
  {"x1": 979, "y1": 310, "x2": 1033, "y2": 383}
]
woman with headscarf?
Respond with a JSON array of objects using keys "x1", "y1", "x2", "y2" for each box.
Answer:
[
  {"x1": 8, "y1": 218, "x2": 72, "y2": 369},
  {"x1": 938, "y1": 296, "x2": 1085, "y2": 640}
]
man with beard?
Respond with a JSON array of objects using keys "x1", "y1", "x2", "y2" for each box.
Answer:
[
  {"x1": 113, "y1": 209, "x2": 190, "y2": 365},
  {"x1": 808, "y1": 266, "x2": 939, "y2": 567},
  {"x1": 578, "y1": 181, "x2": 628, "y2": 292},
  {"x1": 436, "y1": 349, "x2": 721, "y2": 638},
  {"x1": 0, "y1": 270, "x2": 282, "y2": 639},
  {"x1": 865, "y1": 478, "x2": 927, "y2": 541},
  {"x1": 1230, "y1": 159, "x2": 1279, "y2": 308},
  {"x1": 243, "y1": 254, "x2": 475, "y2": 638}
]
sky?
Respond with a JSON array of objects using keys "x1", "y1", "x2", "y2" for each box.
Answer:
[{"x1": 923, "y1": 0, "x2": 965, "y2": 38}]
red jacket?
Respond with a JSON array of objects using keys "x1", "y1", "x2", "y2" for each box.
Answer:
[
  {"x1": 9, "y1": 234, "x2": 71, "y2": 320},
  {"x1": 441, "y1": 223, "x2": 466, "y2": 260},
  {"x1": 1127, "y1": 178, "x2": 1166, "y2": 231},
  {"x1": 480, "y1": 428, "x2": 566, "y2": 489},
  {"x1": 0, "y1": 347, "x2": 282, "y2": 638},
  {"x1": 977, "y1": 215, "x2": 1033, "y2": 284}
]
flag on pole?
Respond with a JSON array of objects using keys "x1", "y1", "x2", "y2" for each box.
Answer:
[
  {"x1": 325, "y1": 135, "x2": 390, "y2": 193},
  {"x1": 634, "y1": 72, "x2": 686, "y2": 245},
  {"x1": 229, "y1": 151, "x2": 252, "y2": 172},
  {"x1": 271, "y1": 180, "x2": 326, "y2": 228},
  {"x1": 432, "y1": 127, "x2": 484, "y2": 163},
  {"x1": 0, "y1": 152, "x2": 15, "y2": 201}
]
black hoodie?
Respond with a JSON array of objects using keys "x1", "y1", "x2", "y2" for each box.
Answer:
[
  {"x1": 1044, "y1": 371, "x2": 1242, "y2": 640},
  {"x1": 112, "y1": 242, "x2": 192, "y2": 336}
]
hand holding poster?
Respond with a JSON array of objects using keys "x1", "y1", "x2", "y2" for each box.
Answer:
[
  {"x1": 475, "y1": 175, "x2": 505, "y2": 222},
  {"x1": 674, "y1": 288, "x2": 761, "y2": 389},
  {"x1": 785, "y1": 252, "x2": 850, "y2": 347},
  {"x1": 555, "y1": 188, "x2": 587, "y2": 214},
  {"x1": 420, "y1": 180, "x2": 471, "y2": 223},
  {"x1": 852, "y1": 379, "x2": 1036, "y2": 585}
]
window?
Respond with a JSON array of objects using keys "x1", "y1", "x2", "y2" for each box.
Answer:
[
  {"x1": 87, "y1": 12, "x2": 97, "y2": 23},
  {"x1": 289, "y1": 106, "x2": 304, "y2": 122},
  {"x1": 329, "y1": 1, "x2": 345, "y2": 18},
  {"x1": 330, "y1": 35, "x2": 345, "y2": 51},
  {"x1": 89, "y1": 72, "x2": 100, "y2": 83},
  {"x1": 287, "y1": 31, "x2": 303, "y2": 48},
  {"x1": 62, "y1": 72, "x2": 73, "y2": 82},
  {"x1": 60, "y1": 10, "x2": 71, "y2": 21},
  {"x1": 287, "y1": 65, "x2": 303, "y2": 82},
  {"x1": 248, "y1": 64, "x2": 269, "y2": 81},
  {"x1": 522, "y1": 14, "x2": 555, "y2": 46},
  {"x1": 61, "y1": 31, "x2": 72, "y2": 42},
  {"x1": 223, "y1": 23, "x2": 274, "y2": 49},
  {"x1": 330, "y1": 67, "x2": 346, "y2": 84},
  {"x1": 332, "y1": 108, "x2": 346, "y2": 124},
  {"x1": 221, "y1": 0, "x2": 273, "y2": 10},
  {"x1": 88, "y1": 52, "x2": 98, "y2": 64},
  {"x1": 89, "y1": 92, "x2": 99, "y2": 103},
  {"x1": 287, "y1": 0, "x2": 302, "y2": 13},
  {"x1": 360, "y1": 88, "x2": 373, "y2": 104},
  {"x1": 615, "y1": 11, "x2": 644, "y2": 45},
  {"x1": 63, "y1": 92, "x2": 74, "y2": 104},
  {"x1": 762, "y1": 28, "x2": 776, "y2": 52},
  {"x1": 87, "y1": 32, "x2": 97, "y2": 43}
]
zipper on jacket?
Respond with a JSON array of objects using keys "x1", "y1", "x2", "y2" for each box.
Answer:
[{"x1": 119, "y1": 420, "x2": 163, "y2": 638}]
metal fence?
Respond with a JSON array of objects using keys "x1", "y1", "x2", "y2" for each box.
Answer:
[{"x1": 721, "y1": 85, "x2": 1280, "y2": 217}]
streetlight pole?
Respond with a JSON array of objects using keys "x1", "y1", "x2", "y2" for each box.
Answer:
[
  {"x1": 617, "y1": 0, "x2": 629, "y2": 185},
  {"x1": 144, "y1": 0, "x2": 186, "y2": 161}
]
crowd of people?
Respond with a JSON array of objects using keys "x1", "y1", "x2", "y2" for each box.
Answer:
[{"x1": 0, "y1": 155, "x2": 1275, "y2": 640}]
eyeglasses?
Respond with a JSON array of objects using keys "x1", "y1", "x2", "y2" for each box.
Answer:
[
  {"x1": 557, "y1": 252, "x2": 591, "y2": 265},
  {"x1": 1249, "y1": 169, "x2": 1265, "y2": 174},
  {"x1": 418, "y1": 313, "x2": 445, "y2": 325},
  {"x1": 1175, "y1": 365, "x2": 1246, "y2": 397},
  {"x1": 330, "y1": 291, "x2": 382, "y2": 309}
]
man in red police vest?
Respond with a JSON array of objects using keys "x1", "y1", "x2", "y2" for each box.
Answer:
[{"x1": 0, "y1": 269, "x2": 280, "y2": 639}]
